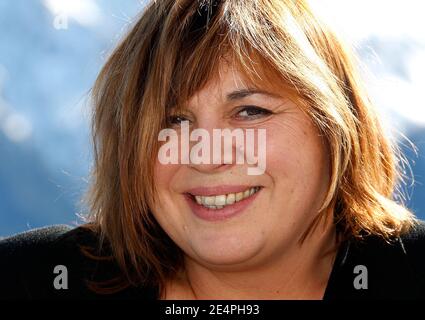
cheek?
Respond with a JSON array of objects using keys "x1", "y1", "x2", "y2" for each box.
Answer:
[
  {"x1": 151, "y1": 162, "x2": 188, "y2": 242},
  {"x1": 264, "y1": 119, "x2": 329, "y2": 197},
  {"x1": 266, "y1": 127, "x2": 309, "y2": 177},
  {"x1": 154, "y1": 160, "x2": 179, "y2": 190},
  {"x1": 152, "y1": 161, "x2": 182, "y2": 221}
]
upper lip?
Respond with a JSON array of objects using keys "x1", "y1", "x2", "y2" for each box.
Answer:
[{"x1": 185, "y1": 185, "x2": 261, "y2": 196}]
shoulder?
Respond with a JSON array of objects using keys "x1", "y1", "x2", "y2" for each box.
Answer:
[
  {"x1": 0, "y1": 225, "x2": 156, "y2": 299},
  {"x1": 0, "y1": 224, "x2": 98, "y2": 265},
  {"x1": 398, "y1": 220, "x2": 425, "y2": 288},
  {"x1": 0, "y1": 225, "x2": 97, "y2": 299},
  {"x1": 0, "y1": 225, "x2": 86, "y2": 259},
  {"x1": 399, "y1": 219, "x2": 425, "y2": 250},
  {"x1": 327, "y1": 219, "x2": 425, "y2": 299}
]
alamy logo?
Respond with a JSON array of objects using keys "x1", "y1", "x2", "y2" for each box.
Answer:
[
  {"x1": 353, "y1": 265, "x2": 368, "y2": 290},
  {"x1": 53, "y1": 12, "x2": 68, "y2": 30},
  {"x1": 158, "y1": 121, "x2": 267, "y2": 175},
  {"x1": 53, "y1": 265, "x2": 68, "y2": 290}
]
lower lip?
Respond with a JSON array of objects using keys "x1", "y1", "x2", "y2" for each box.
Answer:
[{"x1": 184, "y1": 188, "x2": 261, "y2": 222}]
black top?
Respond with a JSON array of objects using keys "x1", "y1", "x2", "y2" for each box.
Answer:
[{"x1": 1, "y1": 221, "x2": 425, "y2": 300}]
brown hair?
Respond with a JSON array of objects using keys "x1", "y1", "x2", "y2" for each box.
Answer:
[{"x1": 81, "y1": 0, "x2": 417, "y2": 296}]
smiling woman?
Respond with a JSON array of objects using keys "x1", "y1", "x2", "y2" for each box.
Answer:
[{"x1": 1, "y1": 0, "x2": 425, "y2": 300}]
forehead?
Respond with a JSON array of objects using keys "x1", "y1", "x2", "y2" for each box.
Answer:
[
  {"x1": 184, "y1": 60, "x2": 286, "y2": 107},
  {"x1": 189, "y1": 62, "x2": 251, "y2": 101},
  {"x1": 168, "y1": 51, "x2": 304, "y2": 116}
]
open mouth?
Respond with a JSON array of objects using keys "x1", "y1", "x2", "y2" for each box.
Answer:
[{"x1": 186, "y1": 186, "x2": 262, "y2": 210}]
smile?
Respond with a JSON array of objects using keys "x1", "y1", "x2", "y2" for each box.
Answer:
[
  {"x1": 184, "y1": 185, "x2": 263, "y2": 221},
  {"x1": 191, "y1": 186, "x2": 261, "y2": 210}
]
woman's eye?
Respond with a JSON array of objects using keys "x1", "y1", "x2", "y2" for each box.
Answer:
[
  {"x1": 235, "y1": 106, "x2": 272, "y2": 120},
  {"x1": 167, "y1": 115, "x2": 191, "y2": 126}
]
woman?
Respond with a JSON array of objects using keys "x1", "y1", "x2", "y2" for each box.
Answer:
[{"x1": 1, "y1": 0, "x2": 424, "y2": 300}]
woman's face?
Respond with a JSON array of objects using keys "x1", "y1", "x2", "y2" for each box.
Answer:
[{"x1": 151, "y1": 62, "x2": 331, "y2": 270}]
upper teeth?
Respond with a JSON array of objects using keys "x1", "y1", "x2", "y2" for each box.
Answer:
[{"x1": 193, "y1": 187, "x2": 260, "y2": 210}]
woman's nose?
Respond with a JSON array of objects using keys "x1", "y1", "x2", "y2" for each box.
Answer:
[
  {"x1": 188, "y1": 161, "x2": 233, "y2": 174},
  {"x1": 186, "y1": 121, "x2": 239, "y2": 174}
]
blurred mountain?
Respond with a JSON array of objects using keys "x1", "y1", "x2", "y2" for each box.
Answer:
[
  {"x1": 0, "y1": 132, "x2": 78, "y2": 235},
  {"x1": 358, "y1": 36, "x2": 425, "y2": 218},
  {"x1": 400, "y1": 125, "x2": 425, "y2": 218},
  {"x1": 0, "y1": 0, "x2": 143, "y2": 236}
]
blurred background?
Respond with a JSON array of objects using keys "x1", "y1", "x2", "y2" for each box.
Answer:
[{"x1": 0, "y1": 0, "x2": 424, "y2": 236}]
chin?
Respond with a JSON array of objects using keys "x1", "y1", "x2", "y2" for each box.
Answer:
[{"x1": 186, "y1": 230, "x2": 267, "y2": 267}]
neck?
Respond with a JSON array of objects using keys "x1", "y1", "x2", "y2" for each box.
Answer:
[{"x1": 164, "y1": 212, "x2": 338, "y2": 300}]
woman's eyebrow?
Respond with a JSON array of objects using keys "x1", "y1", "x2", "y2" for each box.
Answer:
[{"x1": 225, "y1": 88, "x2": 279, "y2": 101}]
